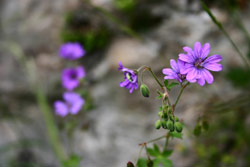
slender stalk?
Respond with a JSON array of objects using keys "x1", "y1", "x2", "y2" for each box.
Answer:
[
  {"x1": 174, "y1": 82, "x2": 189, "y2": 108},
  {"x1": 200, "y1": 0, "x2": 250, "y2": 69},
  {"x1": 163, "y1": 135, "x2": 170, "y2": 151},
  {"x1": 6, "y1": 42, "x2": 67, "y2": 164},
  {"x1": 135, "y1": 144, "x2": 145, "y2": 165},
  {"x1": 144, "y1": 134, "x2": 168, "y2": 144},
  {"x1": 147, "y1": 67, "x2": 164, "y2": 88},
  {"x1": 36, "y1": 87, "x2": 67, "y2": 162}
]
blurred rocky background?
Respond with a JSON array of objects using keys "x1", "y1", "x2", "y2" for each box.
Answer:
[{"x1": 0, "y1": 0, "x2": 250, "y2": 167}]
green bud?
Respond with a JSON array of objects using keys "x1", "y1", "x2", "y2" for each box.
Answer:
[
  {"x1": 175, "y1": 122, "x2": 183, "y2": 133},
  {"x1": 167, "y1": 107, "x2": 172, "y2": 114},
  {"x1": 155, "y1": 120, "x2": 161, "y2": 129},
  {"x1": 158, "y1": 112, "x2": 164, "y2": 118},
  {"x1": 170, "y1": 115, "x2": 175, "y2": 121},
  {"x1": 167, "y1": 120, "x2": 174, "y2": 131},
  {"x1": 163, "y1": 112, "x2": 168, "y2": 120},
  {"x1": 163, "y1": 105, "x2": 168, "y2": 112},
  {"x1": 175, "y1": 117, "x2": 179, "y2": 122},
  {"x1": 127, "y1": 161, "x2": 135, "y2": 167},
  {"x1": 161, "y1": 120, "x2": 167, "y2": 129},
  {"x1": 140, "y1": 84, "x2": 150, "y2": 97}
]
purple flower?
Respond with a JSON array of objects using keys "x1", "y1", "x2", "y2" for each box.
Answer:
[
  {"x1": 162, "y1": 59, "x2": 187, "y2": 83},
  {"x1": 62, "y1": 66, "x2": 85, "y2": 91},
  {"x1": 118, "y1": 62, "x2": 138, "y2": 93},
  {"x1": 59, "y1": 42, "x2": 85, "y2": 60},
  {"x1": 179, "y1": 42, "x2": 223, "y2": 86},
  {"x1": 54, "y1": 92, "x2": 84, "y2": 117}
]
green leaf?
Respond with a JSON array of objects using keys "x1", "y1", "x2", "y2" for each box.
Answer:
[
  {"x1": 169, "y1": 131, "x2": 183, "y2": 139},
  {"x1": 153, "y1": 158, "x2": 172, "y2": 167},
  {"x1": 167, "y1": 82, "x2": 179, "y2": 91},
  {"x1": 146, "y1": 148, "x2": 158, "y2": 157},
  {"x1": 164, "y1": 80, "x2": 169, "y2": 88},
  {"x1": 137, "y1": 158, "x2": 147, "y2": 167},
  {"x1": 153, "y1": 144, "x2": 160, "y2": 154},
  {"x1": 162, "y1": 150, "x2": 173, "y2": 157}
]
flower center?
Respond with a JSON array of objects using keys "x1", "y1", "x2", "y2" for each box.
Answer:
[
  {"x1": 69, "y1": 71, "x2": 78, "y2": 79},
  {"x1": 126, "y1": 72, "x2": 134, "y2": 82},
  {"x1": 194, "y1": 59, "x2": 203, "y2": 69},
  {"x1": 178, "y1": 73, "x2": 186, "y2": 80}
]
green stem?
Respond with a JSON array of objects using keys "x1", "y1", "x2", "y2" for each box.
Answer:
[
  {"x1": 83, "y1": 0, "x2": 141, "y2": 40},
  {"x1": 201, "y1": 0, "x2": 250, "y2": 69},
  {"x1": 145, "y1": 134, "x2": 168, "y2": 144},
  {"x1": 147, "y1": 67, "x2": 164, "y2": 88},
  {"x1": 36, "y1": 87, "x2": 67, "y2": 162},
  {"x1": 174, "y1": 82, "x2": 189, "y2": 108},
  {"x1": 163, "y1": 135, "x2": 170, "y2": 151}
]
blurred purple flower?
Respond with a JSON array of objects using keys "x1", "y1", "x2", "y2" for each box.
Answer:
[
  {"x1": 118, "y1": 62, "x2": 138, "y2": 93},
  {"x1": 59, "y1": 42, "x2": 85, "y2": 60},
  {"x1": 62, "y1": 66, "x2": 85, "y2": 91},
  {"x1": 162, "y1": 59, "x2": 187, "y2": 83},
  {"x1": 179, "y1": 42, "x2": 223, "y2": 86},
  {"x1": 54, "y1": 92, "x2": 84, "y2": 117}
]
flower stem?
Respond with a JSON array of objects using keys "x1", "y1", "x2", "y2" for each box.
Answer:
[
  {"x1": 147, "y1": 67, "x2": 164, "y2": 88},
  {"x1": 201, "y1": 0, "x2": 250, "y2": 69},
  {"x1": 174, "y1": 82, "x2": 189, "y2": 109}
]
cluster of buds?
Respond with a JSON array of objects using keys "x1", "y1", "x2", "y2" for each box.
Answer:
[{"x1": 155, "y1": 105, "x2": 183, "y2": 133}]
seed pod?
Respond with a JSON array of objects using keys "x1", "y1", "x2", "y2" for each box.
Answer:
[
  {"x1": 175, "y1": 122, "x2": 183, "y2": 133},
  {"x1": 155, "y1": 120, "x2": 161, "y2": 129},
  {"x1": 161, "y1": 120, "x2": 167, "y2": 129},
  {"x1": 167, "y1": 120, "x2": 174, "y2": 131},
  {"x1": 163, "y1": 112, "x2": 168, "y2": 120},
  {"x1": 140, "y1": 84, "x2": 150, "y2": 97}
]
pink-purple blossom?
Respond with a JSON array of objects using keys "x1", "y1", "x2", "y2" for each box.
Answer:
[
  {"x1": 54, "y1": 92, "x2": 84, "y2": 117},
  {"x1": 62, "y1": 66, "x2": 85, "y2": 91},
  {"x1": 59, "y1": 42, "x2": 85, "y2": 60},
  {"x1": 162, "y1": 59, "x2": 186, "y2": 83},
  {"x1": 118, "y1": 62, "x2": 138, "y2": 93},
  {"x1": 179, "y1": 42, "x2": 223, "y2": 86}
]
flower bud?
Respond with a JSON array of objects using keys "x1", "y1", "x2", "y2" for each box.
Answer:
[
  {"x1": 127, "y1": 161, "x2": 135, "y2": 167},
  {"x1": 175, "y1": 122, "x2": 183, "y2": 133},
  {"x1": 140, "y1": 84, "x2": 150, "y2": 97},
  {"x1": 155, "y1": 120, "x2": 161, "y2": 129},
  {"x1": 167, "y1": 120, "x2": 174, "y2": 131},
  {"x1": 158, "y1": 112, "x2": 164, "y2": 118},
  {"x1": 161, "y1": 120, "x2": 167, "y2": 129},
  {"x1": 175, "y1": 117, "x2": 179, "y2": 122},
  {"x1": 170, "y1": 115, "x2": 175, "y2": 121}
]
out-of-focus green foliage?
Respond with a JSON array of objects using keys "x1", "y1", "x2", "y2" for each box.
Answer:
[{"x1": 226, "y1": 68, "x2": 250, "y2": 87}]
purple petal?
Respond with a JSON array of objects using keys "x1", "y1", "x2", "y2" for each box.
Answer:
[
  {"x1": 70, "y1": 98, "x2": 84, "y2": 114},
  {"x1": 197, "y1": 77, "x2": 205, "y2": 86},
  {"x1": 194, "y1": 42, "x2": 202, "y2": 59},
  {"x1": 180, "y1": 64, "x2": 194, "y2": 74},
  {"x1": 54, "y1": 101, "x2": 68, "y2": 117},
  {"x1": 201, "y1": 69, "x2": 214, "y2": 84},
  {"x1": 179, "y1": 53, "x2": 195, "y2": 63},
  {"x1": 204, "y1": 55, "x2": 222, "y2": 64},
  {"x1": 62, "y1": 79, "x2": 79, "y2": 91},
  {"x1": 118, "y1": 61, "x2": 124, "y2": 71},
  {"x1": 120, "y1": 80, "x2": 130, "y2": 87},
  {"x1": 183, "y1": 46, "x2": 193, "y2": 54},
  {"x1": 170, "y1": 59, "x2": 179, "y2": 72},
  {"x1": 162, "y1": 68, "x2": 175, "y2": 75},
  {"x1": 63, "y1": 92, "x2": 82, "y2": 104},
  {"x1": 186, "y1": 68, "x2": 199, "y2": 81},
  {"x1": 76, "y1": 66, "x2": 86, "y2": 78},
  {"x1": 204, "y1": 63, "x2": 223, "y2": 71},
  {"x1": 200, "y1": 43, "x2": 210, "y2": 59}
]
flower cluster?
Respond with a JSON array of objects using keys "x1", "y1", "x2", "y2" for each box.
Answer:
[
  {"x1": 163, "y1": 41, "x2": 222, "y2": 86},
  {"x1": 54, "y1": 42, "x2": 86, "y2": 117}
]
